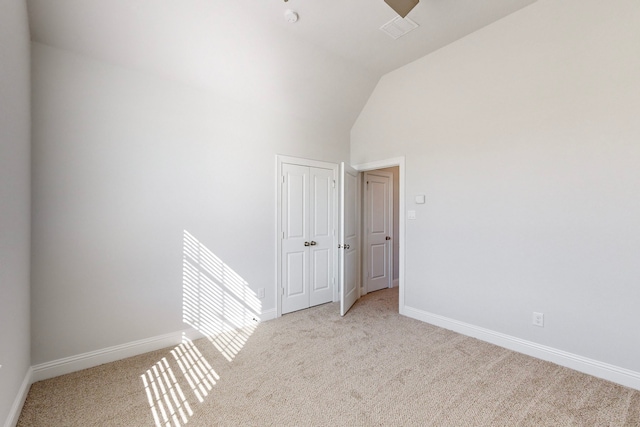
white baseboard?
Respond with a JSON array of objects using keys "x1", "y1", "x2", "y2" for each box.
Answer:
[
  {"x1": 4, "y1": 367, "x2": 32, "y2": 427},
  {"x1": 31, "y1": 311, "x2": 279, "y2": 384},
  {"x1": 403, "y1": 305, "x2": 640, "y2": 391},
  {"x1": 259, "y1": 308, "x2": 277, "y2": 322},
  {"x1": 31, "y1": 328, "x2": 201, "y2": 383}
]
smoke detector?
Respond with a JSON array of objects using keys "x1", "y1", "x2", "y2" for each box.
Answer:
[{"x1": 284, "y1": 10, "x2": 299, "y2": 23}]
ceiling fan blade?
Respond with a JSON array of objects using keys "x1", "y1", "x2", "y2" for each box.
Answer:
[{"x1": 384, "y1": 0, "x2": 419, "y2": 18}]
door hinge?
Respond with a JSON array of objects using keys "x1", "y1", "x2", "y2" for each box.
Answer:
[
  {"x1": 332, "y1": 180, "x2": 335, "y2": 188},
  {"x1": 282, "y1": 175, "x2": 285, "y2": 184},
  {"x1": 282, "y1": 232, "x2": 285, "y2": 239},
  {"x1": 282, "y1": 287, "x2": 285, "y2": 296}
]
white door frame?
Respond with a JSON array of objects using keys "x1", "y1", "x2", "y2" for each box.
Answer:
[
  {"x1": 363, "y1": 170, "x2": 394, "y2": 295},
  {"x1": 353, "y1": 157, "x2": 406, "y2": 315},
  {"x1": 275, "y1": 155, "x2": 338, "y2": 318}
]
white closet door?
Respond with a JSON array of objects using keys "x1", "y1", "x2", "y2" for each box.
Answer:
[
  {"x1": 282, "y1": 164, "x2": 334, "y2": 314},
  {"x1": 282, "y1": 164, "x2": 310, "y2": 314},
  {"x1": 309, "y1": 167, "x2": 334, "y2": 307}
]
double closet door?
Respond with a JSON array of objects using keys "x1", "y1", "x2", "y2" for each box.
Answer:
[{"x1": 281, "y1": 164, "x2": 334, "y2": 314}]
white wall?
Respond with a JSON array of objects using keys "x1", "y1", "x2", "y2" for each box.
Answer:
[
  {"x1": 352, "y1": 0, "x2": 640, "y2": 373},
  {"x1": 27, "y1": 0, "x2": 376, "y2": 137},
  {"x1": 0, "y1": 0, "x2": 31, "y2": 424},
  {"x1": 30, "y1": 42, "x2": 359, "y2": 365}
]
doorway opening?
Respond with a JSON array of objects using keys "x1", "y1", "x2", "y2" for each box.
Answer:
[
  {"x1": 354, "y1": 157, "x2": 405, "y2": 315},
  {"x1": 275, "y1": 155, "x2": 406, "y2": 317},
  {"x1": 362, "y1": 167, "x2": 399, "y2": 296}
]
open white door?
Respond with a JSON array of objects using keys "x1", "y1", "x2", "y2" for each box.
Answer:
[{"x1": 339, "y1": 162, "x2": 361, "y2": 316}]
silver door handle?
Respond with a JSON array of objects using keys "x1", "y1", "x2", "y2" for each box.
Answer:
[
  {"x1": 310, "y1": 241, "x2": 317, "y2": 246},
  {"x1": 304, "y1": 241, "x2": 310, "y2": 246},
  {"x1": 345, "y1": 244, "x2": 350, "y2": 249},
  {"x1": 386, "y1": 236, "x2": 391, "y2": 240}
]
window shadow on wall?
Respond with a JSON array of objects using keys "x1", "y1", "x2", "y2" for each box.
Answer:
[{"x1": 182, "y1": 230, "x2": 262, "y2": 361}]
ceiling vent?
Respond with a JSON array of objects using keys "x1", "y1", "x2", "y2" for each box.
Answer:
[{"x1": 379, "y1": 16, "x2": 419, "y2": 40}]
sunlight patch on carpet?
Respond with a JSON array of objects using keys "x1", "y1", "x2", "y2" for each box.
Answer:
[
  {"x1": 171, "y1": 337, "x2": 220, "y2": 403},
  {"x1": 141, "y1": 357, "x2": 193, "y2": 427}
]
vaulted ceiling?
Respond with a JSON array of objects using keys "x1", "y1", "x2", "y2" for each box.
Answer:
[{"x1": 26, "y1": 0, "x2": 537, "y2": 128}]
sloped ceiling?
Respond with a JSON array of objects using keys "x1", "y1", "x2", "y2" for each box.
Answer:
[{"x1": 26, "y1": 0, "x2": 537, "y2": 128}]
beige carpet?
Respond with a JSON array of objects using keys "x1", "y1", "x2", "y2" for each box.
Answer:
[{"x1": 18, "y1": 288, "x2": 640, "y2": 426}]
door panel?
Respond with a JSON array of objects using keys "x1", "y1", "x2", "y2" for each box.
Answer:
[
  {"x1": 311, "y1": 249, "x2": 330, "y2": 291},
  {"x1": 370, "y1": 181, "x2": 386, "y2": 232},
  {"x1": 311, "y1": 171, "x2": 331, "y2": 237},
  {"x1": 340, "y1": 163, "x2": 360, "y2": 316},
  {"x1": 370, "y1": 244, "x2": 387, "y2": 278},
  {"x1": 286, "y1": 252, "x2": 306, "y2": 296},
  {"x1": 286, "y1": 170, "x2": 307, "y2": 238}
]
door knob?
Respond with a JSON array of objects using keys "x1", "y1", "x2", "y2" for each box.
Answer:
[
  {"x1": 304, "y1": 241, "x2": 310, "y2": 246},
  {"x1": 386, "y1": 236, "x2": 391, "y2": 240},
  {"x1": 345, "y1": 244, "x2": 350, "y2": 249},
  {"x1": 310, "y1": 241, "x2": 317, "y2": 246}
]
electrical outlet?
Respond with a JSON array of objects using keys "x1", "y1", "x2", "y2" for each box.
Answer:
[
  {"x1": 257, "y1": 288, "x2": 265, "y2": 299},
  {"x1": 532, "y1": 312, "x2": 544, "y2": 327}
]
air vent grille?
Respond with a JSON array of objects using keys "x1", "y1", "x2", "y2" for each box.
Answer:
[{"x1": 379, "y1": 16, "x2": 419, "y2": 40}]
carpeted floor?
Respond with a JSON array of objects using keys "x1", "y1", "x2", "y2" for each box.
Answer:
[{"x1": 18, "y1": 288, "x2": 640, "y2": 426}]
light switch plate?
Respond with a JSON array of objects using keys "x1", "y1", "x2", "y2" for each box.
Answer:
[{"x1": 408, "y1": 210, "x2": 416, "y2": 220}]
